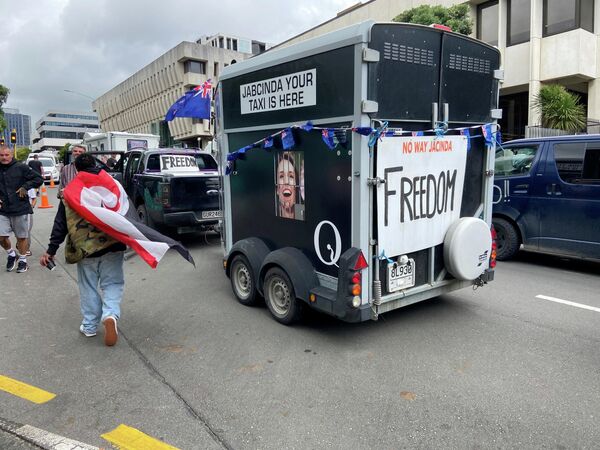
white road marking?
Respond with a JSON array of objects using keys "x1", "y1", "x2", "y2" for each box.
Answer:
[{"x1": 536, "y1": 295, "x2": 600, "y2": 313}]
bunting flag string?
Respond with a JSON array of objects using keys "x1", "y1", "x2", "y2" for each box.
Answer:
[{"x1": 225, "y1": 120, "x2": 501, "y2": 175}]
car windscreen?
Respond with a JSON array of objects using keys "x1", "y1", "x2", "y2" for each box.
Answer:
[{"x1": 39, "y1": 159, "x2": 55, "y2": 167}]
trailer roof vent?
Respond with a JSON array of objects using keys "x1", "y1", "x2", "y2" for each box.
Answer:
[{"x1": 383, "y1": 42, "x2": 435, "y2": 67}]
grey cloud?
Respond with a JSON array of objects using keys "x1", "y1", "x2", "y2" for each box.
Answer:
[{"x1": 1, "y1": 0, "x2": 358, "y2": 125}]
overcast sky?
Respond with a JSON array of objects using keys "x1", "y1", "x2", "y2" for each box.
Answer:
[{"x1": 0, "y1": 0, "x2": 359, "y2": 124}]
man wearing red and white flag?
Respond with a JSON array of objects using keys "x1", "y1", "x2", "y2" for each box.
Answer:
[{"x1": 40, "y1": 153, "x2": 194, "y2": 346}]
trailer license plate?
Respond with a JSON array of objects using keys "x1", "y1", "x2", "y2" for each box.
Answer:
[
  {"x1": 201, "y1": 210, "x2": 222, "y2": 219},
  {"x1": 387, "y1": 259, "x2": 415, "y2": 292}
]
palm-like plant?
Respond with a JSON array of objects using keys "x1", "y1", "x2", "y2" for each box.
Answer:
[{"x1": 532, "y1": 84, "x2": 586, "y2": 133}]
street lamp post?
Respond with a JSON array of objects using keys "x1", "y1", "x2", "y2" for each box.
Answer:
[{"x1": 63, "y1": 89, "x2": 95, "y2": 101}]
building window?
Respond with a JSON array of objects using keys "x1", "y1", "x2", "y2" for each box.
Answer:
[
  {"x1": 213, "y1": 62, "x2": 219, "y2": 77},
  {"x1": 184, "y1": 60, "x2": 206, "y2": 75},
  {"x1": 226, "y1": 38, "x2": 231, "y2": 49},
  {"x1": 477, "y1": 1, "x2": 499, "y2": 46},
  {"x1": 232, "y1": 39, "x2": 238, "y2": 51},
  {"x1": 508, "y1": 0, "x2": 531, "y2": 45},
  {"x1": 543, "y1": 0, "x2": 594, "y2": 36}
]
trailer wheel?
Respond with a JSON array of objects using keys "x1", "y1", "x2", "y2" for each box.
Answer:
[
  {"x1": 493, "y1": 217, "x2": 520, "y2": 261},
  {"x1": 230, "y1": 254, "x2": 258, "y2": 306},
  {"x1": 263, "y1": 267, "x2": 303, "y2": 325}
]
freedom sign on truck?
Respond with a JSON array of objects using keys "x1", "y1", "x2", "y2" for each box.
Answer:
[{"x1": 377, "y1": 135, "x2": 469, "y2": 256}]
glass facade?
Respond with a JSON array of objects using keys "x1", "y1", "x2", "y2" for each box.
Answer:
[
  {"x1": 508, "y1": 0, "x2": 531, "y2": 45},
  {"x1": 544, "y1": 0, "x2": 594, "y2": 36},
  {"x1": 478, "y1": 1, "x2": 499, "y2": 46},
  {"x1": 40, "y1": 131, "x2": 85, "y2": 139},
  {"x1": 47, "y1": 113, "x2": 97, "y2": 120},
  {"x1": 3, "y1": 110, "x2": 31, "y2": 147},
  {"x1": 41, "y1": 121, "x2": 100, "y2": 128}
]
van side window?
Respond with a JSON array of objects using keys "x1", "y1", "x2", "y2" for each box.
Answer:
[
  {"x1": 581, "y1": 146, "x2": 600, "y2": 184},
  {"x1": 494, "y1": 145, "x2": 538, "y2": 176},
  {"x1": 554, "y1": 142, "x2": 585, "y2": 183}
]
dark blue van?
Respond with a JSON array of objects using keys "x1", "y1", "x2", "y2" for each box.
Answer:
[{"x1": 492, "y1": 135, "x2": 600, "y2": 261}]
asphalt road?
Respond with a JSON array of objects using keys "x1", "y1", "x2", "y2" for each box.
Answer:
[{"x1": 1, "y1": 201, "x2": 599, "y2": 449}]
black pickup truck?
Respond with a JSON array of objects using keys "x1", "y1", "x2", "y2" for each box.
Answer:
[{"x1": 96, "y1": 148, "x2": 221, "y2": 233}]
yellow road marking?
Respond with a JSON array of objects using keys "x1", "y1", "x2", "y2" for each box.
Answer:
[
  {"x1": 0, "y1": 374, "x2": 56, "y2": 404},
  {"x1": 101, "y1": 424, "x2": 179, "y2": 450}
]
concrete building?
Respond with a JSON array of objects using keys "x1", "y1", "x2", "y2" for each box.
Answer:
[
  {"x1": 31, "y1": 110, "x2": 100, "y2": 152},
  {"x1": 277, "y1": 0, "x2": 599, "y2": 140},
  {"x1": 93, "y1": 34, "x2": 269, "y2": 148},
  {"x1": 2, "y1": 108, "x2": 31, "y2": 147}
]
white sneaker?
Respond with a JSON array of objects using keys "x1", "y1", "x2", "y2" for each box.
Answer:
[{"x1": 79, "y1": 325, "x2": 97, "y2": 337}]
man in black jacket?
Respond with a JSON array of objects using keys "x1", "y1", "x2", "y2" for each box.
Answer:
[
  {"x1": 0, "y1": 146, "x2": 44, "y2": 272},
  {"x1": 27, "y1": 154, "x2": 43, "y2": 175}
]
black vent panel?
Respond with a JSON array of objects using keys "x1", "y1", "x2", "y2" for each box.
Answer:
[
  {"x1": 383, "y1": 42, "x2": 435, "y2": 67},
  {"x1": 448, "y1": 53, "x2": 491, "y2": 74}
]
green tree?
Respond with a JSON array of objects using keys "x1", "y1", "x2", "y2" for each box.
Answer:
[
  {"x1": 15, "y1": 147, "x2": 31, "y2": 161},
  {"x1": 0, "y1": 84, "x2": 10, "y2": 132},
  {"x1": 393, "y1": 4, "x2": 473, "y2": 36},
  {"x1": 58, "y1": 142, "x2": 71, "y2": 164},
  {"x1": 532, "y1": 84, "x2": 586, "y2": 133}
]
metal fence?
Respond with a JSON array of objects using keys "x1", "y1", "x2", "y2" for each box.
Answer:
[{"x1": 525, "y1": 120, "x2": 600, "y2": 138}]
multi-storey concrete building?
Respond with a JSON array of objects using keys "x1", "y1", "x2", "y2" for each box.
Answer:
[
  {"x1": 31, "y1": 110, "x2": 100, "y2": 152},
  {"x1": 277, "y1": 0, "x2": 598, "y2": 140},
  {"x1": 2, "y1": 108, "x2": 31, "y2": 147},
  {"x1": 93, "y1": 34, "x2": 268, "y2": 148}
]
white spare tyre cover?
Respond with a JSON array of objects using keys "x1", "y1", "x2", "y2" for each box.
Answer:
[{"x1": 443, "y1": 217, "x2": 492, "y2": 281}]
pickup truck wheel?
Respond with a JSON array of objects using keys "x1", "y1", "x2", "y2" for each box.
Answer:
[
  {"x1": 230, "y1": 254, "x2": 258, "y2": 306},
  {"x1": 493, "y1": 217, "x2": 520, "y2": 261},
  {"x1": 136, "y1": 204, "x2": 154, "y2": 227},
  {"x1": 263, "y1": 267, "x2": 303, "y2": 325}
]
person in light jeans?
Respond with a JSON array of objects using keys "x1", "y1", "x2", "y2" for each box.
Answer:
[{"x1": 40, "y1": 153, "x2": 126, "y2": 346}]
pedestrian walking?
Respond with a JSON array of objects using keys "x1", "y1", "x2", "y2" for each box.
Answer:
[
  {"x1": 40, "y1": 153, "x2": 126, "y2": 346},
  {"x1": 0, "y1": 145, "x2": 44, "y2": 273},
  {"x1": 58, "y1": 144, "x2": 85, "y2": 199},
  {"x1": 27, "y1": 154, "x2": 43, "y2": 175}
]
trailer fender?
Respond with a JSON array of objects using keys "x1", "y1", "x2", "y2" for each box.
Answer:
[
  {"x1": 226, "y1": 238, "x2": 271, "y2": 283},
  {"x1": 259, "y1": 248, "x2": 319, "y2": 302}
]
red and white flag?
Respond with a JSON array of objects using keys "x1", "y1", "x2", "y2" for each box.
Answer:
[{"x1": 63, "y1": 170, "x2": 194, "y2": 268}]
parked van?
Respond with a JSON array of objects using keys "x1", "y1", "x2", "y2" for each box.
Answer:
[{"x1": 493, "y1": 135, "x2": 600, "y2": 261}]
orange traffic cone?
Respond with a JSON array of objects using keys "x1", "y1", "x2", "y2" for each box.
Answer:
[
  {"x1": 38, "y1": 185, "x2": 54, "y2": 209},
  {"x1": 49, "y1": 178, "x2": 56, "y2": 188}
]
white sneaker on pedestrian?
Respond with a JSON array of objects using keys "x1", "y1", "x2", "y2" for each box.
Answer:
[{"x1": 79, "y1": 325, "x2": 97, "y2": 337}]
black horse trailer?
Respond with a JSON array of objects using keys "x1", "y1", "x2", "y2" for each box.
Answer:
[{"x1": 217, "y1": 21, "x2": 501, "y2": 324}]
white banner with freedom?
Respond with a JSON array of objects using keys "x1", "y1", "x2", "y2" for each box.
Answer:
[{"x1": 377, "y1": 135, "x2": 469, "y2": 256}]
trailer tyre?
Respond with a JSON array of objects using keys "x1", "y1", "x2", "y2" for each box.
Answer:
[
  {"x1": 230, "y1": 254, "x2": 259, "y2": 306},
  {"x1": 263, "y1": 267, "x2": 303, "y2": 325},
  {"x1": 493, "y1": 217, "x2": 520, "y2": 261}
]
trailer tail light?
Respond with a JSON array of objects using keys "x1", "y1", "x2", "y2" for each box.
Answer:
[
  {"x1": 353, "y1": 251, "x2": 368, "y2": 270},
  {"x1": 490, "y1": 225, "x2": 497, "y2": 269},
  {"x1": 160, "y1": 183, "x2": 171, "y2": 208},
  {"x1": 348, "y1": 251, "x2": 368, "y2": 308}
]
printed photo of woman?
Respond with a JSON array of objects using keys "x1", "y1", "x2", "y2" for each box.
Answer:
[{"x1": 274, "y1": 151, "x2": 305, "y2": 221}]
